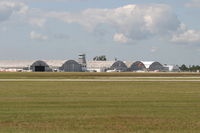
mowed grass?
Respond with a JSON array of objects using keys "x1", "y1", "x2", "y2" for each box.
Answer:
[
  {"x1": 0, "y1": 72, "x2": 200, "y2": 79},
  {"x1": 0, "y1": 81, "x2": 200, "y2": 133}
]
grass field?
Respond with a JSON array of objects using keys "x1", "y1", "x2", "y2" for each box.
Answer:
[
  {"x1": 0, "y1": 72, "x2": 199, "y2": 79},
  {"x1": 0, "y1": 79, "x2": 200, "y2": 133}
]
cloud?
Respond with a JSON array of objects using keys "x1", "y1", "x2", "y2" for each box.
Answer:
[
  {"x1": 6, "y1": 0, "x2": 89, "y2": 2},
  {"x1": 185, "y1": 0, "x2": 200, "y2": 8},
  {"x1": 150, "y1": 47, "x2": 158, "y2": 53},
  {"x1": 113, "y1": 33, "x2": 129, "y2": 43},
  {"x1": 171, "y1": 30, "x2": 200, "y2": 43},
  {"x1": 46, "y1": 4, "x2": 181, "y2": 43},
  {"x1": 30, "y1": 31, "x2": 48, "y2": 41},
  {"x1": 0, "y1": 1, "x2": 28, "y2": 22},
  {"x1": 170, "y1": 23, "x2": 200, "y2": 44},
  {"x1": 46, "y1": 4, "x2": 200, "y2": 44},
  {"x1": 1, "y1": 2, "x2": 200, "y2": 44},
  {"x1": 29, "y1": 18, "x2": 46, "y2": 27}
]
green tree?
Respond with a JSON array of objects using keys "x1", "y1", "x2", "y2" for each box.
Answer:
[
  {"x1": 93, "y1": 55, "x2": 107, "y2": 61},
  {"x1": 179, "y1": 64, "x2": 189, "y2": 72}
]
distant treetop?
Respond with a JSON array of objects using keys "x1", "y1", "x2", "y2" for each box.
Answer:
[{"x1": 93, "y1": 55, "x2": 107, "y2": 61}]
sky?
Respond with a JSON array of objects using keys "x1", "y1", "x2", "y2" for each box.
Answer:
[{"x1": 0, "y1": 0, "x2": 200, "y2": 65}]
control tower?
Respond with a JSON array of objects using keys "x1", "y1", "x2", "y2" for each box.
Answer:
[{"x1": 78, "y1": 54, "x2": 87, "y2": 72}]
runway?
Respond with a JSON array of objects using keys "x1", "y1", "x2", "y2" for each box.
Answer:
[{"x1": 0, "y1": 79, "x2": 200, "y2": 82}]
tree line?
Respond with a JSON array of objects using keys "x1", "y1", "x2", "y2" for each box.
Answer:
[{"x1": 179, "y1": 64, "x2": 200, "y2": 72}]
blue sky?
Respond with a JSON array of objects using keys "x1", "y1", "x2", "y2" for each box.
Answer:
[{"x1": 0, "y1": 0, "x2": 200, "y2": 65}]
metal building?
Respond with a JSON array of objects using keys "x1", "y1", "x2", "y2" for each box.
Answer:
[
  {"x1": 0, "y1": 59, "x2": 82, "y2": 72},
  {"x1": 128, "y1": 61, "x2": 164, "y2": 72},
  {"x1": 142, "y1": 61, "x2": 164, "y2": 72},
  {"x1": 109, "y1": 61, "x2": 128, "y2": 72},
  {"x1": 60, "y1": 60, "x2": 82, "y2": 72},
  {"x1": 129, "y1": 61, "x2": 146, "y2": 71},
  {"x1": 30, "y1": 60, "x2": 52, "y2": 72},
  {"x1": 87, "y1": 60, "x2": 128, "y2": 72}
]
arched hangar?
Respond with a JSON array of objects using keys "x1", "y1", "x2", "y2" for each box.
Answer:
[
  {"x1": 110, "y1": 61, "x2": 128, "y2": 72},
  {"x1": 129, "y1": 61, "x2": 146, "y2": 71},
  {"x1": 30, "y1": 60, "x2": 52, "y2": 72},
  {"x1": 142, "y1": 61, "x2": 164, "y2": 71},
  {"x1": 30, "y1": 60, "x2": 82, "y2": 72},
  {"x1": 60, "y1": 60, "x2": 82, "y2": 72},
  {"x1": 128, "y1": 61, "x2": 164, "y2": 72}
]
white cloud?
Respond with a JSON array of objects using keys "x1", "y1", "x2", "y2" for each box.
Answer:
[
  {"x1": 1, "y1": 2, "x2": 200, "y2": 45},
  {"x1": 171, "y1": 30, "x2": 200, "y2": 43},
  {"x1": 185, "y1": 0, "x2": 200, "y2": 8},
  {"x1": 113, "y1": 33, "x2": 129, "y2": 43},
  {"x1": 29, "y1": 18, "x2": 46, "y2": 27},
  {"x1": 6, "y1": 0, "x2": 88, "y2": 2},
  {"x1": 45, "y1": 4, "x2": 200, "y2": 44},
  {"x1": 0, "y1": 1, "x2": 28, "y2": 21},
  {"x1": 170, "y1": 23, "x2": 200, "y2": 44},
  {"x1": 46, "y1": 4, "x2": 181, "y2": 42},
  {"x1": 30, "y1": 31, "x2": 48, "y2": 41}
]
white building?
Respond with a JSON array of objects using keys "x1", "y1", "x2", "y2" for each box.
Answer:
[
  {"x1": 87, "y1": 60, "x2": 128, "y2": 72},
  {"x1": 163, "y1": 64, "x2": 180, "y2": 72}
]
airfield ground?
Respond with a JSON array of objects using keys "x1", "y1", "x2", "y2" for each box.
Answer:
[
  {"x1": 0, "y1": 72, "x2": 200, "y2": 79},
  {"x1": 0, "y1": 72, "x2": 199, "y2": 133}
]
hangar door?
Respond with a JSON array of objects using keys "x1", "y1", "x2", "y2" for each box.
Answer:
[{"x1": 35, "y1": 66, "x2": 45, "y2": 72}]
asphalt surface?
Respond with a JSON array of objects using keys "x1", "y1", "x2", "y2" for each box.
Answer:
[{"x1": 0, "y1": 79, "x2": 200, "y2": 82}]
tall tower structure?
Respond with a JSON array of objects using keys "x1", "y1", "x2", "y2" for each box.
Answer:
[{"x1": 78, "y1": 54, "x2": 87, "y2": 72}]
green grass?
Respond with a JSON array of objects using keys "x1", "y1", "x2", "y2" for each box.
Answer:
[
  {"x1": 0, "y1": 72, "x2": 200, "y2": 79},
  {"x1": 0, "y1": 81, "x2": 200, "y2": 133}
]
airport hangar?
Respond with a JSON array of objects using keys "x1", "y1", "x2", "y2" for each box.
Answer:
[{"x1": 0, "y1": 60, "x2": 180, "y2": 72}]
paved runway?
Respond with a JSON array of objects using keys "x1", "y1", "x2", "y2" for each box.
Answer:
[
  {"x1": 0, "y1": 79, "x2": 200, "y2": 82},
  {"x1": 109, "y1": 77, "x2": 200, "y2": 79}
]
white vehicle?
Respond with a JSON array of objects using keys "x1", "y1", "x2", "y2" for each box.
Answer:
[{"x1": 106, "y1": 69, "x2": 120, "y2": 72}]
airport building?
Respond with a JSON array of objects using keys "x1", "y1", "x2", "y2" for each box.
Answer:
[
  {"x1": 0, "y1": 60, "x2": 82, "y2": 72},
  {"x1": 0, "y1": 55, "x2": 180, "y2": 72}
]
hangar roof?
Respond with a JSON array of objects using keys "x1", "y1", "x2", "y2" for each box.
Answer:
[{"x1": 125, "y1": 61, "x2": 156, "y2": 68}]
